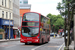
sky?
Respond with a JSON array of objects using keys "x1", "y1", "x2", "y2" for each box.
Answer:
[{"x1": 28, "y1": 0, "x2": 62, "y2": 16}]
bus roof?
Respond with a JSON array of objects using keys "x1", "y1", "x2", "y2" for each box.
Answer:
[
  {"x1": 23, "y1": 12, "x2": 50, "y2": 19},
  {"x1": 41, "y1": 14, "x2": 50, "y2": 19}
]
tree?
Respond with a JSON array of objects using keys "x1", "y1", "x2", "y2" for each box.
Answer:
[
  {"x1": 57, "y1": 0, "x2": 75, "y2": 50},
  {"x1": 47, "y1": 13, "x2": 64, "y2": 33}
]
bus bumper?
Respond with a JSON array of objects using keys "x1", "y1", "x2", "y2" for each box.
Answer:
[{"x1": 20, "y1": 39, "x2": 40, "y2": 43}]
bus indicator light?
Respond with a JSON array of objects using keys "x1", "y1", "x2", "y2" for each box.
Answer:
[{"x1": 37, "y1": 37, "x2": 39, "y2": 38}]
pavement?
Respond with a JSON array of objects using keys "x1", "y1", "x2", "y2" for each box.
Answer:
[
  {"x1": 0, "y1": 38, "x2": 20, "y2": 43},
  {"x1": 55, "y1": 35, "x2": 74, "y2": 50},
  {"x1": 69, "y1": 41, "x2": 74, "y2": 50},
  {"x1": 53, "y1": 35, "x2": 74, "y2": 50}
]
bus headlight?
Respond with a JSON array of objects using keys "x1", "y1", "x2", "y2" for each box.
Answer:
[
  {"x1": 21, "y1": 39, "x2": 24, "y2": 41},
  {"x1": 37, "y1": 37, "x2": 39, "y2": 38}
]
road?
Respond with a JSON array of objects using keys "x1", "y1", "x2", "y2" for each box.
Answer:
[{"x1": 0, "y1": 37, "x2": 64, "y2": 50}]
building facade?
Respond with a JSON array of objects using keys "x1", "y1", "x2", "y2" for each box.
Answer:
[
  {"x1": 0, "y1": 0, "x2": 14, "y2": 39},
  {"x1": 13, "y1": 0, "x2": 20, "y2": 38},
  {"x1": 19, "y1": 0, "x2": 31, "y2": 26},
  {"x1": 13, "y1": 0, "x2": 20, "y2": 27}
]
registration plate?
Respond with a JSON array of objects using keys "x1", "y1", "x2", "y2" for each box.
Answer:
[{"x1": 27, "y1": 41, "x2": 32, "y2": 43}]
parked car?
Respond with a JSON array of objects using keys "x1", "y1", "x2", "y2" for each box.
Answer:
[{"x1": 50, "y1": 33, "x2": 57, "y2": 36}]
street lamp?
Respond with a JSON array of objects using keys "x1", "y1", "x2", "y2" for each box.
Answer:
[
  {"x1": 9, "y1": 15, "x2": 10, "y2": 40},
  {"x1": 9, "y1": 0, "x2": 11, "y2": 40}
]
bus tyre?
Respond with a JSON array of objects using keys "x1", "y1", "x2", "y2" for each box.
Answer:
[
  {"x1": 46, "y1": 38, "x2": 49, "y2": 43},
  {"x1": 48, "y1": 38, "x2": 49, "y2": 42},
  {"x1": 46, "y1": 41, "x2": 48, "y2": 43},
  {"x1": 39, "y1": 43, "x2": 42, "y2": 45}
]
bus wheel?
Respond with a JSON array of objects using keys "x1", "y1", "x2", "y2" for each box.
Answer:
[
  {"x1": 48, "y1": 38, "x2": 49, "y2": 42},
  {"x1": 46, "y1": 38, "x2": 49, "y2": 43}
]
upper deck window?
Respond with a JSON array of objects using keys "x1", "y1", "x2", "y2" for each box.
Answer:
[{"x1": 23, "y1": 13, "x2": 39, "y2": 21}]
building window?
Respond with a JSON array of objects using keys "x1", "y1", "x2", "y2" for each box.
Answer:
[
  {"x1": 6, "y1": 12, "x2": 8, "y2": 19},
  {"x1": 2, "y1": 11, "x2": 4, "y2": 18},
  {"x1": 23, "y1": 1, "x2": 28, "y2": 4},
  {"x1": 2, "y1": 0, "x2": 3, "y2": 5},
  {"x1": 5, "y1": 0, "x2": 6, "y2": 7},
  {"x1": 9, "y1": 0, "x2": 11, "y2": 8},
  {"x1": 10, "y1": 13, "x2": 11, "y2": 19},
  {"x1": 20, "y1": 1, "x2": 22, "y2": 3}
]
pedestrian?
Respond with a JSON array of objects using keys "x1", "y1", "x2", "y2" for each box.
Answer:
[{"x1": 61, "y1": 32, "x2": 62, "y2": 35}]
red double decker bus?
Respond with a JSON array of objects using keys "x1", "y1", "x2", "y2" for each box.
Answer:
[{"x1": 20, "y1": 12, "x2": 50, "y2": 44}]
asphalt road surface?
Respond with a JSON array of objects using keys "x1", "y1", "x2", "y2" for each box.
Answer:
[{"x1": 0, "y1": 37, "x2": 64, "y2": 50}]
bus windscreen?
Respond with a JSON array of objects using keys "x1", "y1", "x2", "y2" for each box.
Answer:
[{"x1": 22, "y1": 27, "x2": 39, "y2": 37}]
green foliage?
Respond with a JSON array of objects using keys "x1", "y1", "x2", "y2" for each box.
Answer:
[
  {"x1": 57, "y1": 0, "x2": 75, "y2": 17},
  {"x1": 64, "y1": 47, "x2": 66, "y2": 50},
  {"x1": 0, "y1": 29, "x2": 4, "y2": 32},
  {"x1": 57, "y1": 2, "x2": 64, "y2": 13},
  {"x1": 71, "y1": 0, "x2": 75, "y2": 4},
  {"x1": 57, "y1": 0, "x2": 75, "y2": 48},
  {"x1": 47, "y1": 19, "x2": 50, "y2": 24},
  {"x1": 47, "y1": 13, "x2": 64, "y2": 32}
]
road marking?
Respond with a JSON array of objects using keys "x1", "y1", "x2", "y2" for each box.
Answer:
[
  {"x1": 5, "y1": 45, "x2": 16, "y2": 48},
  {"x1": 59, "y1": 43, "x2": 64, "y2": 50},
  {"x1": 0, "y1": 45, "x2": 11, "y2": 47},
  {"x1": 47, "y1": 46, "x2": 59, "y2": 47},
  {"x1": 0, "y1": 43, "x2": 8, "y2": 45},
  {"x1": 0, "y1": 44, "x2": 17, "y2": 48},
  {"x1": 31, "y1": 45, "x2": 42, "y2": 50}
]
